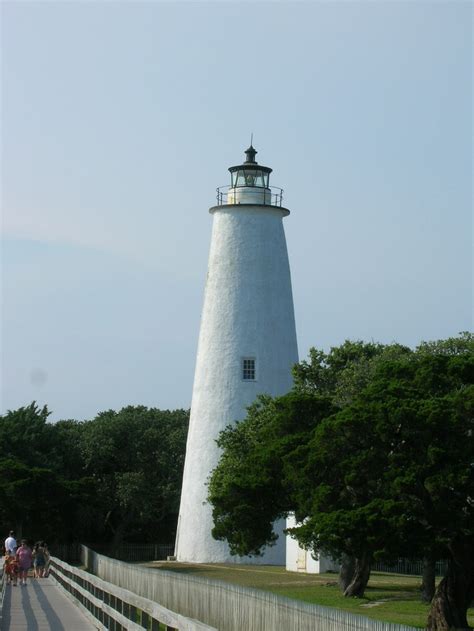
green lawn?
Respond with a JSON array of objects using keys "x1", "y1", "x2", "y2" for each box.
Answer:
[{"x1": 144, "y1": 562, "x2": 474, "y2": 629}]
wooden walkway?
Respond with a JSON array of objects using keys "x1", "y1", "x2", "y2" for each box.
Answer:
[{"x1": 1, "y1": 577, "x2": 97, "y2": 631}]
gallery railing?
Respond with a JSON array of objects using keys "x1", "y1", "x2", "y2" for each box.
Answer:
[{"x1": 216, "y1": 185, "x2": 284, "y2": 207}]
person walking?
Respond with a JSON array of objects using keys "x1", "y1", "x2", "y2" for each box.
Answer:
[
  {"x1": 16, "y1": 540, "x2": 33, "y2": 585},
  {"x1": 4, "y1": 531, "x2": 17, "y2": 555},
  {"x1": 33, "y1": 541, "x2": 47, "y2": 578},
  {"x1": 43, "y1": 543, "x2": 51, "y2": 577}
]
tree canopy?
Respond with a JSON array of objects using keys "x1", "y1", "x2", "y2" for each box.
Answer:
[
  {"x1": 208, "y1": 333, "x2": 474, "y2": 630},
  {"x1": 0, "y1": 403, "x2": 189, "y2": 549},
  {"x1": 81, "y1": 406, "x2": 189, "y2": 549}
]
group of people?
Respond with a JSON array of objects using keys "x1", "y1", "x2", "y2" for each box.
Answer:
[{"x1": 3, "y1": 531, "x2": 50, "y2": 586}]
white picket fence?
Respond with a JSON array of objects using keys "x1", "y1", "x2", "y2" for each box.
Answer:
[
  {"x1": 82, "y1": 546, "x2": 419, "y2": 631},
  {"x1": 50, "y1": 556, "x2": 216, "y2": 630}
]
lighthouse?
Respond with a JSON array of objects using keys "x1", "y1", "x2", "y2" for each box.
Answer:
[{"x1": 175, "y1": 145, "x2": 298, "y2": 564}]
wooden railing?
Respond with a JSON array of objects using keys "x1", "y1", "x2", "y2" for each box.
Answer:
[
  {"x1": 0, "y1": 568, "x2": 6, "y2": 630},
  {"x1": 49, "y1": 557, "x2": 217, "y2": 631},
  {"x1": 82, "y1": 546, "x2": 419, "y2": 631}
]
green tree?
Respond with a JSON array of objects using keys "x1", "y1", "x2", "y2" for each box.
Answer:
[
  {"x1": 0, "y1": 402, "x2": 52, "y2": 467},
  {"x1": 212, "y1": 340, "x2": 410, "y2": 594},
  {"x1": 209, "y1": 393, "x2": 334, "y2": 556},
  {"x1": 81, "y1": 405, "x2": 189, "y2": 551},
  {"x1": 0, "y1": 403, "x2": 55, "y2": 539},
  {"x1": 208, "y1": 335, "x2": 474, "y2": 629},
  {"x1": 286, "y1": 349, "x2": 474, "y2": 603},
  {"x1": 292, "y1": 340, "x2": 411, "y2": 407},
  {"x1": 0, "y1": 403, "x2": 96, "y2": 543}
]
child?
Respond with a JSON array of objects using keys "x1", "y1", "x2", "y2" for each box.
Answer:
[{"x1": 4, "y1": 553, "x2": 19, "y2": 585}]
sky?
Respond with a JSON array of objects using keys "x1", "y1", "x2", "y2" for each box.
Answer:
[{"x1": 1, "y1": 1, "x2": 472, "y2": 421}]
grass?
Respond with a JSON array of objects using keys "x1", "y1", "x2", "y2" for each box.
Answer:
[{"x1": 143, "y1": 561, "x2": 474, "y2": 629}]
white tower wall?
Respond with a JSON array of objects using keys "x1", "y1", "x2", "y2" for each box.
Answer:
[{"x1": 175, "y1": 203, "x2": 298, "y2": 564}]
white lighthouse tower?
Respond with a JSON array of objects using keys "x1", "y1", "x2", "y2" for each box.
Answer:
[{"x1": 175, "y1": 145, "x2": 298, "y2": 564}]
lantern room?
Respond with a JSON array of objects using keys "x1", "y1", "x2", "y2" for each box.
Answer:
[
  {"x1": 215, "y1": 144, "x2": 285, "y2": 207},
  {"x1": 229, "y1": 145, "x2": 272, "y2": 189}
]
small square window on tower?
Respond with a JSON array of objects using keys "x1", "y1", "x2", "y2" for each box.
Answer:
[{"x1": 242, "y1": 358, "x2": 256, "y2": 381}]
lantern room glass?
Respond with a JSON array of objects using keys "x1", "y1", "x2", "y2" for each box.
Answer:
[{"x1": 231, "y1": 169, "x2": 269, "y2": 188}]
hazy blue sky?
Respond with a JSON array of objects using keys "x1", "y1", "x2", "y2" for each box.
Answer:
[{"x1": 2, "y1": 1, "x2": 472, "y2": 421}]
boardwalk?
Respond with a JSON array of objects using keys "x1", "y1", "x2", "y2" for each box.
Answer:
[{"x1": 1, "y1": 577, "x2": 97, "y2": 631}]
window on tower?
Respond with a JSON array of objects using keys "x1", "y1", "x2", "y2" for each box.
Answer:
[{"x1": 242, "y1": 358, "x2": 256, "y2": 381}]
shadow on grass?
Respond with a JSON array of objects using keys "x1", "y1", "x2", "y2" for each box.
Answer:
[
  {"x1": 368, "y1": 585, "x2": 420, "y2": 595},
  {"x1": 150, "y1": 564, "x2": 216, "y2": 575}
]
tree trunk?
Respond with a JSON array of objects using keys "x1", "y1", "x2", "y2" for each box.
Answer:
[
  {"x1": 344, "y1": 551, "x2": 372, "y2": 598},
  {"x1": 109, "y1": 520, "x2": 127, "y2": 558},
  {"x1": 104, "y1": 510, "x2": 129, "y2": 558},
  {"x1": 421, "y1": 554, "x2": 436, "y2": 603},
  {"x1": 427, "y1": 539, "x2": 474, "y2": 630},
  {"x1": 339, "y1": 555, "x2": 356, "y2": 592}
]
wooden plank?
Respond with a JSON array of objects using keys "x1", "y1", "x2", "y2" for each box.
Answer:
[{"x1": 1, "y1": 577, "x2": 96, "y2": 630}]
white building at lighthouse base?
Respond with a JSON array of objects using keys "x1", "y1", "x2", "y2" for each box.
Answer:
[{"x1": 285, "y1": 514, "x2": 340, "y2": 573}]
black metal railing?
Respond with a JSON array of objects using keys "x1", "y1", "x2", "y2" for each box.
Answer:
[
  {"x1": 49, "y1": 542, "x2": 174, "y2": 565},
  {"x1": 216, "y1": 185, "x2": 284, "y2": 207},
  {"x1": 372, "y1": 558, "x2": 448, "y2": 576},
  {"x1": 88, "y1": 543, "x2": 175, "y2": 563}
]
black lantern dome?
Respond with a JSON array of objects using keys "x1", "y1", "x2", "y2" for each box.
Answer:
[{"x1": 228, "y1": 145, "x2": 272, "y2": 189}]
